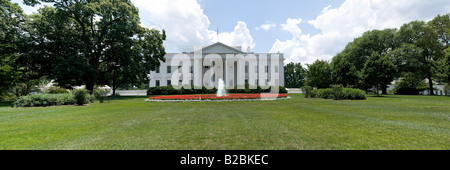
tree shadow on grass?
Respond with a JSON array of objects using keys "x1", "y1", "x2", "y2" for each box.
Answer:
[
  {"x1": 106, "y1": 96, "x2": 149, "y2": 101},
  {"x1": 366, "y1": 95, "x2": 399, "y2": 98}
]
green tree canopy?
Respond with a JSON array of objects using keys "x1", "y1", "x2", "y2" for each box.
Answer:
[
  {"x1": 361, "y1": 52, "x2": 397, "y2": 96},
  {"x1": 305, "y1": 60, "x2": 332, "y2": 89},
  {"x1": 330, "y1": 51, "x2": 358, "y2": 87},
  {"x1": 284, "y1": 62, "x2": 305, "y2": 88},
  {"x1": 330, "y1": 28, "x2": 398, "y2": 92},
  {"x1": 23, "y1": 0, "x2": 166, "y2": 93},
  {"x1": 393, "y1": 20, "x2": 444, "y2": 95}
]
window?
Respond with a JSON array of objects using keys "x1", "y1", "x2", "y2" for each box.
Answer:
[
  {"x1": 275, "y1": 66, "x2": 278, "y2": 73},
  {"x1": 245, "y1": 65, "x2": 249, "y2": 73},
  {"x1": 191, "y1": 80, "x2": 194, "y2": 86},
  {"x1": 156, "y1": 80, "x2": 160, "y2": 87},
  {"x1": 178, "y1": 66, "x2": 182, "y2": 73},
  {"x1": 179, "y1": 80, "x2": 182, "y2": 85},
  {"x1": 156, "y1": 67, "x2": 160, "y2": 73},
  {"x1": 190, "y1": 66, "x2": 193, "y2": 73},
  {"x1": 265, "y1": 66, "x2": 268, "y2": 73},
  {"x1": 167, "y1": 66, "x2": 171, "y2": 73},
  {"x1": 167, "y1": 80, "x2": 171, "y2": 85}
]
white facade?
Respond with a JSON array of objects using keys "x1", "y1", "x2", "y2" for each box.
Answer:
[{"x1": 148, "y1": 42, "x2": 285, "y2": 88}]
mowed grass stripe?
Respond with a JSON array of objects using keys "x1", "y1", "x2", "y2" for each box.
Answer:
[{"x1": 0, "y1": 94, "x2": 448, "y2": 149}]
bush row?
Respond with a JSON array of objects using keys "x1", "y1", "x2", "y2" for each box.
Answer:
[
  {"x1": 303, "y1": 85, "x2": 366, "y2": 100},
  {"x1": 147, "y1": 85, "x2": 287, "y2": 95},
  {"x1": 15, "y1": 89, "x2": 102, "y2": 107},
  {"x1": 16, "y1": 93, "x2": 76, "y2": 107}
]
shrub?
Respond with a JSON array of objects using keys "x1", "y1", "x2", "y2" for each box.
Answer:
[
  {"x1": 343, "y1": 88, "x2": 366, "y2": 100},
  {"x1": 71, "y1": 89, "x2": 90, "y2": 105},
  {"x1": 309, "y1": 87, "x2": 366, "y2": 100},
  {"x1": 45, "y1": 86, "x2": 69, "y2": 94},
  {"x1": 393, "y1": 79, "x2": 428, "y2": 95},
  {"x1": 312, "y1": 89, "x2": 333, "y2": 99},
  {"x1": 301, "y1": 86, "x2": 312, "y2": 98},
  {"x1": 331, "y1": 84, "x2": 344, "y2": 100},
  {"x1": 93, "y1": 88, "x2": 111, "y2": 103},
  {"x1": 15, "y1": 93, "x2": 75, "y2": 107}
]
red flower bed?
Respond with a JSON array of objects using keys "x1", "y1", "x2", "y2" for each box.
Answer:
[{"x1": 149, "y1": 94, "x2": 288, "y2": 100}]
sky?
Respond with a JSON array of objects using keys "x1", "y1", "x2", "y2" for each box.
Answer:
[{"x1": 11, "y1": 0, "x2": 450, "y2": 65}]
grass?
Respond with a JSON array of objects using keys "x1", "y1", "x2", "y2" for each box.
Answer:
[{"x1": 0, "y1": 94, "x2": 448, "y2": 150}]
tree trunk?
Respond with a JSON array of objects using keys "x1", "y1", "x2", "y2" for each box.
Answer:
[
  {"x1": 112, "y1": 69, "x2": 117, "y2": 96},
  {"x1": 428, "y1": 76, "x2": 434, "y2": 95},
  {"x1": 381, "y1": 84, "x2": 388, "y2": 95},
  {"x1": 85, "y1": 72, "x2": 97, "y2": 94},
  {"x1": 376, "y1": 85, "x2": 379, "y2": 97},
  {"x1": 25, "y1": 83, "x2": 33, "y2": 96}
]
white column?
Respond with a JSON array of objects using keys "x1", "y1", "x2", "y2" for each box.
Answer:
[
  {"x1": 194, "y1": 58, "x2": 202, "y2": 87},
  {"x1": 237, "y1": 60, "x2": 245, "y2": 89}
]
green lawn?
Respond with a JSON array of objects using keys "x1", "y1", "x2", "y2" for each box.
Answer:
[{"x1": 0, "y1": 94, "x2": 448, "y2": 150}]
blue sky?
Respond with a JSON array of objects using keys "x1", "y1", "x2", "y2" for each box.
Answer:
[
  {"x1": 11, "y1": 0, "x2": 450, "y2": 64},
  {"x1": 200, "y1": 0, "x2": 345, "y2": 52}
]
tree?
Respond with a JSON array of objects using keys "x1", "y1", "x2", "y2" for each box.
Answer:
[
  {"x1": 284, "y1": 62, "x2": 305, "y2": 88},
  {"x1": 330, "y1": 51, "x2": 358, "y2": 87},
  {"x1": 0, "y1": 0, "x2": 44, "y2": 99},
  {"x1": 0, "y1": 0, "x2": 21, "y2": 97},
  {"x1": 445, "y1": 47, "x2": 450, "y2": 83},
  {"x1": 346, "y1": 29, "x2": 398, "y2": 71},
  {"x1": 305, "y1": 60, "x2": 332, "y2": 89},
  {"x1": 428, "y1": 14, "x2": 450, "y2": 84},
  {"x1": 395, "y1": 20, "x2": 443, "y2": 95},
  {"x1": 361, "y1": 52, "x2": 397, "y2": 96},
  {"x1": 23, "y1": 0, "x2": 166, "y2": 93},
  {"x1": 331, "y1": 28, "x2": 398, "y2": 92},
  {"x1": 96, "y1": 28, "x2": 166, "y2": 95}
]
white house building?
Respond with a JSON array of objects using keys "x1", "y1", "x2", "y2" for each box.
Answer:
[{"x1": 148, "y1": 42, "x2": 285, "y2": 89}]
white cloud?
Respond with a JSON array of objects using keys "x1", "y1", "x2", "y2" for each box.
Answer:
[
  {"x1": 219, "y1": 21, "x2": 256, "y2": 49},
  {"x1": 255, "y1": 23, "x2": 276, "y2": 31},
  {"x1": 132, "y1": 0, "x2": 215, "y2": 52},
  {"x1": 271, "y1": 0, "x2": 450, "y2": 65},
  {"x1": 132, "y1": 0, "x2": 255, "y2": 52},
  {"x1": 280, "y1": 18, "x2": 302, "y2": 39}
]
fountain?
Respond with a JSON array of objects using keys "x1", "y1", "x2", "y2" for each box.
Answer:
[
  {"x1": 146, "y1": 78, "x2": 289, "y2": 102},
  {"x1": 216, "y1": 78, "x2": 227, "y2": 97}
]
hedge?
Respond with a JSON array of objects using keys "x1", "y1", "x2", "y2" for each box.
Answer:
[
  {"x1": 45, "y1": 86, "x2": 69, "y2": 94},
  {"x1": 309, "y1": 86, "x2": 366, "y2": 100},
  {"x1": 147, "y1": 85, "x2": 288, "y2": 95},
  {"x1": 16, "y1": 93, "x2": 76, "y2": 107},
  {"x1": 15, "y1": 89, "x2": 95, "y2": 107},
  {"x1": 72, "y1": 89, "x2": 92, "y2": 105}
]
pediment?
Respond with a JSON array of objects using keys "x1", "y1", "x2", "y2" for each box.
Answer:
[{"x1": 199, "y1": 42, "x2": 243, "y2": 54}]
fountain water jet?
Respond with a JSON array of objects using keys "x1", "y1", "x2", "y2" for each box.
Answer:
[{"x1": 216, "y1": 78, "x2": 227, "y2": 97}]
